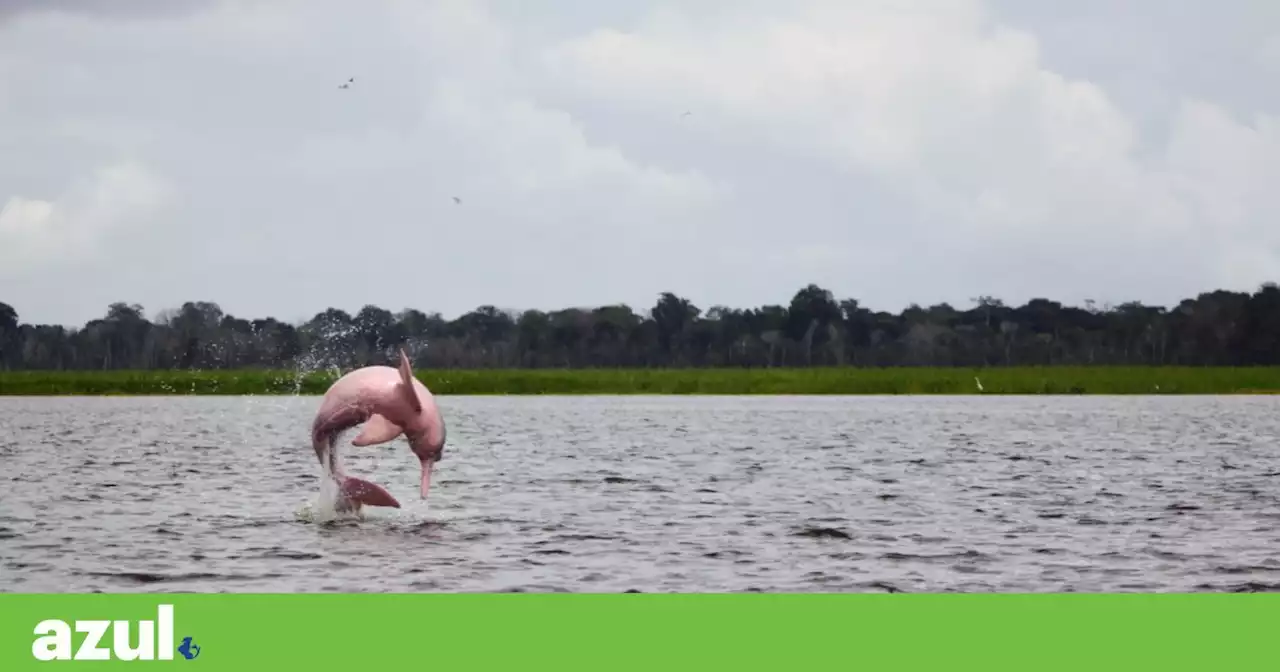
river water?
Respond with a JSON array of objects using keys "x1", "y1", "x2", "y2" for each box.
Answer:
[{"x1": 2, "y1": 395, "x2": 1279, "y2": 593}]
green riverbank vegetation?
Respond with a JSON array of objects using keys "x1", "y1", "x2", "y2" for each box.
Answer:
[
  {"x1": 5, "y1": 283, "x2": 1280, "y2": 395},
  {"x1": 3, "y1": 366, "x2": 1280, "y2": 396}
]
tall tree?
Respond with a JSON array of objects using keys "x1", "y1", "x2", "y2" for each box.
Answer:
[{"x1": 4, "y1": 282, "x2": 1279, "y2": 371}]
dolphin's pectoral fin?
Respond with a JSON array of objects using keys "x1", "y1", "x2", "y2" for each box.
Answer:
[
  {"x1": 352, "y1": 413, "x2": 404, "y2": 447},
  {"x1": 341, "y1": 476, "x2": 401, "y2": 508}
]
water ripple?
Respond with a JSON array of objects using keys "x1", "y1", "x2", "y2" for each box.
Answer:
[{"x1": 1, "y1": 394, "x2": 1279, "y2": 592}]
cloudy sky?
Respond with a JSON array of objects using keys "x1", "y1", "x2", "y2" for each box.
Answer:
[{"x1": 1, "y1": 0, "x2": 1277, "y2": 327}]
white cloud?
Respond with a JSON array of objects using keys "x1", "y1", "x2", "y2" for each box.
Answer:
[
  {"x1": 0, "y1": 162, "x2": 170, "y2": 276},
  {"x1": 540, "y1": 0, "x2": 1279, "y2": 304},
  {"x1": 1164, "y1": 100, "x2": 1280, "y2": 288}
]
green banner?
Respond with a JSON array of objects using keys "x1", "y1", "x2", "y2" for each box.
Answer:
[{"x1": 1, "y1": 594, "x2": 1274, "y2": 670}]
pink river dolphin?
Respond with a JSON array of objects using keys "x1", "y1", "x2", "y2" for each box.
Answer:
[{"x1": 310, "y1": 348, "x2": 447, "y2": 513}]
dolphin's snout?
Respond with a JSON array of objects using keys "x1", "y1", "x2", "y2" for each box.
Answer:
[{"x1": 420, "y1": 457, "x2": 435, "y2": 500}]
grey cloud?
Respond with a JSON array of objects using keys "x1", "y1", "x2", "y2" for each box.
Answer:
[
  {"x1": 0, "y1": 0, "x2": 211, "y2": 22},
  {"x1": 1, "y1": 0, "x2": 1277, "y2": 328}
]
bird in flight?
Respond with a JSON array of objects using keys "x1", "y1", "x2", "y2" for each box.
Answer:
[
  {"x1": 681, "y1": 111, "x2": 692, "y2": 118},
  {"x1": 339, "y1": 77, "x2": 355, "y2": 89},
  {"x1": 452, "y1": 196, "x2": 461, "y2": 204}
]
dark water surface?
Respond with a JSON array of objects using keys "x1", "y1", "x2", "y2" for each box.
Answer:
[{"x1": 2, "y1": 395, "x2": 1279, "y2": 593}]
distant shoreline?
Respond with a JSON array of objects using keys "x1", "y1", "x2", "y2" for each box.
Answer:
[{"x1": 2, "y1": 366, "x2": 1280, "y2": 396}]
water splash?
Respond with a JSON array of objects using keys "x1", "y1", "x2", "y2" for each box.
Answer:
[
  {"x1": 294, "y1": 471, "x2": 344, "y2": 524},
  {"x1": 293, "y1": 458, "x2": 414, "y2": 526},
  {"x1": 293, "y1": 465, "x2": 368, "y2": 524}
]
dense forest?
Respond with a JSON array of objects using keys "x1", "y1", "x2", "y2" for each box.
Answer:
[{"x1": 3, "y1": 282, "x2": 1280, "y2": 371}]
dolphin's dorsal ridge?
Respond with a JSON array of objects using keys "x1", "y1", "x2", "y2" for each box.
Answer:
[{"x1": 397, "y1": 348, "x2": 423, "y2": 413}]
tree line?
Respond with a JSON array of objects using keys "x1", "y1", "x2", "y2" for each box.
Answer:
[{"x1": 3, "y1": 282, "x2": 1280, "y2": 371}]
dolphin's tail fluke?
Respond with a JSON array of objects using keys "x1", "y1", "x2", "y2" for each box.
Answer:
[{"x1": 341, "y1": 476, "x2": 401, "y2": 509}]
